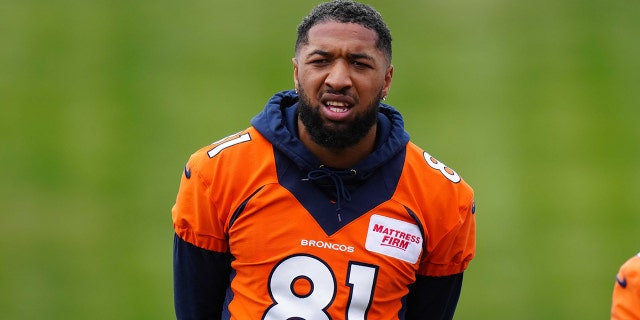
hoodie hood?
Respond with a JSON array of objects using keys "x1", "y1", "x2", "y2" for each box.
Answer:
[{"x1": 251, "y1": 90, "x2": 410, "y2": 178}]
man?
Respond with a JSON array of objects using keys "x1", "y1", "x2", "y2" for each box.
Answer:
[
  {"x1": 172, "y1": 1, "x2": 476, "y2": 319},
  {"x1": 611, "y1": 253, "x2": 640, "y2": 319}
]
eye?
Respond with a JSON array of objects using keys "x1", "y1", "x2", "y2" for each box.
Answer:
[
  {"x1": 309, "y1": 58, "x2": 330, "y2": 66},
  {"x1": 352, "y1": 60, "x2": 372, "y2": 69}
]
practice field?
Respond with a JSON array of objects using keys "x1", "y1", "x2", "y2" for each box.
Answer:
[{"x1": 1, "y1": 0, "x2": 639, "y2": 319}]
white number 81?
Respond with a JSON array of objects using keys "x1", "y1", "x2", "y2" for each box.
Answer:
[{"x1": 263, "y1": 255, "x2": 377, "y2": 320}]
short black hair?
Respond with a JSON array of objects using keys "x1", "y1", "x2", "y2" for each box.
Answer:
[{"x1": 295, "y1": 0, "x2": 392, "y2": 62}]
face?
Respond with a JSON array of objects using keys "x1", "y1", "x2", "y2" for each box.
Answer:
[{"x1": 293, "y1": 21, "x2": 393, "y2": 150}]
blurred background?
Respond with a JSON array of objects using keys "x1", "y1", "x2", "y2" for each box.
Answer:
[{"x1": 1, "y1": 0, "x2": 638, "y2": 318}]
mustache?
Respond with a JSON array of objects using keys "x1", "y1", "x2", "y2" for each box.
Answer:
[{"x1": 323, "y1": 88, "x2": 350, "y2": 96}]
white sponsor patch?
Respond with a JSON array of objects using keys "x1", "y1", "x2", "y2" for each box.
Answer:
[{"x1": 365, "y1": 215, "x2": 423, "y2": 263}]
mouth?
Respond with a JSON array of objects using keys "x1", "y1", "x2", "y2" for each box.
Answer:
[
  {"x1": 325, "y1": 100, "x2": 350, "y2": 113},
  {"x1": 321, "y1": 93, "x2": 355, "y2": 111},
  {"x1": 317, "y1": 92, "x2": 357, "y2": 122},
  {"x1": 321, "y1": 97, "x2": 355, "y2": 122}
]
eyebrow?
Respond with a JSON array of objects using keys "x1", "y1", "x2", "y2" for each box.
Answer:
[
  {"x1": 305, "y1": 49, "x2": 331, "y2": 60},
  {"x1": 305, "y1": 49, "x2": 375, "y2": 62},
  {"x1": 348, "y1": 53, "x2": 374, "y2": 62}
]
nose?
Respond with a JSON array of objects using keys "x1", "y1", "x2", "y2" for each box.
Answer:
[{"x1": 324, "y1": 60, "x2": 352, "y2": 91}]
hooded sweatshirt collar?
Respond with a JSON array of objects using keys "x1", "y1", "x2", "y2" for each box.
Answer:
[{"x1": 250, "y1": 90, "x2": 410, "y2": 179}]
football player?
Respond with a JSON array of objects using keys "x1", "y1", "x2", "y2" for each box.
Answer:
[{"x1": 172, "y1": 1, "x2": 476, "y2": 319}]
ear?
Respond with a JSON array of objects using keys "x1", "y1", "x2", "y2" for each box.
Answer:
[
  {"x1": 292, "y1": 57, "x2": 299, "y2": 92},
  {"x1": 382, "y1": 64, "x2": 394, "y2": 98}
]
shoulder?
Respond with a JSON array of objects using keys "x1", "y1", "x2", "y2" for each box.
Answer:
[
  {"x1": 397, "y1": 143, "x2": 476, "y2": 276},
  {"x1": 612, "y1": 253, "x2": 640, "y2": 319},
  {"x1": 395, "y1": 142, "x2": 475, "y2": 239},
  {"x1": 181, "y1": 127, "x2": 279, "y2": 207},
  {"x1": 617, "y1": 253, "x2": 640, "y2": 283},
  {"x1": 173, "y1": 127, "x2": 278, "y2": 251},
  {"x1": 395, "y1": 141, "x2": 475, "y2": 231},
  {"x1": 186, "y1": 127, "x2": 275, "y2": 183},
  {"x1": 402, "y1": 142, "x2": 474, "y2": 199}
]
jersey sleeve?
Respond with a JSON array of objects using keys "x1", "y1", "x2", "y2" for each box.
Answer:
[
  {"x1": 611, "y1": 253, "x2": 640, "y2": 320},
  {"x1": 400, "y1": 144, "x2": 476, "y2": 277},
  {"x1": 172, "y1": 143, "x2": 240, "y2": 319},
  {"x1": 172, "y1": 148, "x2": 229, "y2": 253},
  {"x1": 420, "y1": 189, "x2": 476, "y2": 277}
]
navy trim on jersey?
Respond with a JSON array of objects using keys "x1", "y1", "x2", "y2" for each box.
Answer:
[
  {"x1": 404, "y1": 206, "x2": 428, "y2": 255},
  {"x1": 249, "y1": 90, "x2": 411, "y2": 235},
  {"x1": 221, "y1": 260, "x2": 236, "y2": 320},
  {"x1": 274, "y1": 146, "x2": 406, "y2": 235},
  {"x1": 229, "y1": 186, "x2": 265, "y2": 229}
]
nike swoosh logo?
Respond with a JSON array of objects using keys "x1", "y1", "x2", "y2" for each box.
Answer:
[
  {"x1": 616, "y1": 275, "x2": 627, "y2": 288},
  {"x1": 184, "y1": 166, "x2": 191, "y2": 179}
]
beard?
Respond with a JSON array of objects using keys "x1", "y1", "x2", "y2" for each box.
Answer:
[{"x1": 297, "y1": 87, "x2": 382, "y2": 150}]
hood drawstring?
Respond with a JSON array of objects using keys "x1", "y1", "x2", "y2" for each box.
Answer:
[{"x1": 304, "y1": 166, "x2": 355, "y2": 222}]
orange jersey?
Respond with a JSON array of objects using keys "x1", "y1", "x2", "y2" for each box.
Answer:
[
  {"x1": 172, "y1": 90, "x2": 476, "y2": 319},
  {"x1": 612, "y1": 253, "x2": 640, "y2": 319},
  {"x1": 173, "y1": 131, "x2": 474, "y2": 318}
]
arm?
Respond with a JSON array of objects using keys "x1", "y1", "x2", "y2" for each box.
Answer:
[
  {"x1": 173, "y1": 233, "x2": 232, "y2": 320},
  {"x1": 404, "y1": 273, "x2": 464, "y2": 320}
]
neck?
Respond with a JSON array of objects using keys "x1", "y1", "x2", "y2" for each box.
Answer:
[{"x1": 298, "y1": 118, "x2": 377, "y2": 169}]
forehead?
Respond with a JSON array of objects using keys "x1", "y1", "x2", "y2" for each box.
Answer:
[{"x1": 302, "y1": 21, "x2": 381, "y2": 56}]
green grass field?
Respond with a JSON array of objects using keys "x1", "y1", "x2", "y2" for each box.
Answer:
[{"x1": 2, "y1": 0, "x2": 639, "y2": 318}]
